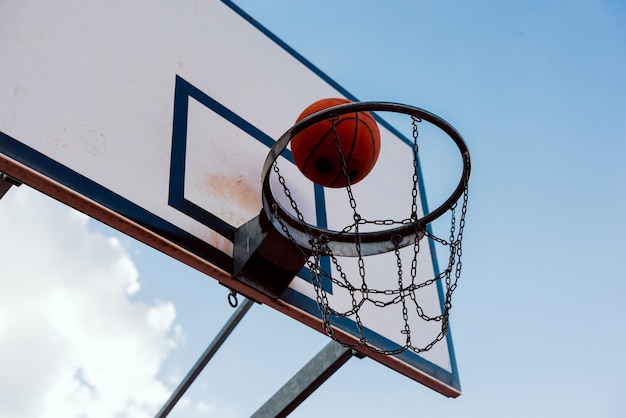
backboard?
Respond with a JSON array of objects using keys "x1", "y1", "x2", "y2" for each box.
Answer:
[{"x1": 0, "y1": 0, "x2": 461, "y2": 396}]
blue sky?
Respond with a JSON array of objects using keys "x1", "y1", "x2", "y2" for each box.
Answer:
[{"x1": 1, "y1": 1, "x2": 625, "y2": 417}]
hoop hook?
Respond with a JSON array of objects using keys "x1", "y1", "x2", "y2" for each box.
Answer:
[{"x1": 227, "y1": 290, "x2": 239, "y2": 308}]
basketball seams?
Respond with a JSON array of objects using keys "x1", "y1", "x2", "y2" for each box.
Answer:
[
  {"x1": 298, "y1": 116, "x2": 378, "y2": 187},
  {"x1": 346, "y1": 111, "x2": 379, "y2": 175},
  {"x1": 329, "y1": 115, "x2": 360, "y2": 187},
  {"x1": 291, "y1": 98, "x2": 380, "y2": 188},
  {"x1": 361, "y1": 117, "x2": 379, "y2": 173},
  {"x1": 358, "y1": 109, "x2": 377, "y2": 126},
  {"x1": 298, "y1": 116, "x2": 358, "y2": 173},
  {"x1": 299, "y1": 123, "x2": 342, "y2": 173}
]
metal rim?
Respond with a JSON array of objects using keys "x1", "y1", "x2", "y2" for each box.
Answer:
[{"x1": 262, "y1": 101, "x2": 471, "y2": 256}]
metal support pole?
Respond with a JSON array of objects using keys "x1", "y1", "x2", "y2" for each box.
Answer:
[
  {"x1": 251, "y1": 341, "x2": 360, "y2": 418},
  {"x1": 155, "y1": 297, "x2": 255, "y2": 418}
]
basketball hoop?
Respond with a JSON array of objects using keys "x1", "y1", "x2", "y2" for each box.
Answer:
[
  {"x1": 236, "y1": 101, "x2": 470, "y2": 354},
  {"x1": 263, "y1": 102, "x2": 470, "y2": 256}
]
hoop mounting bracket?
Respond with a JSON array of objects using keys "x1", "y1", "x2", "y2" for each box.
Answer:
[{"x1": 233, "y1": 210, "x2": 311, "y2": 299}]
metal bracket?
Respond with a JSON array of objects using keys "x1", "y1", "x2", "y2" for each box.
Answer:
[
  {"x1": 233, "y1": 211, "x2": 310, "y2": 299},
  {"x1": 0, "y1": 172, "x2": 22, "y2": 200}
]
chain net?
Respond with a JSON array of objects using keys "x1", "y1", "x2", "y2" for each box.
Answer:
[{"x1": 271, "y1": 115, "x2": 469, "y2": 355}]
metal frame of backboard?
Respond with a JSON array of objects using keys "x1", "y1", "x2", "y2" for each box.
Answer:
[{"x1": 0, "y1": 0, "x2": 461, "y2": 399}]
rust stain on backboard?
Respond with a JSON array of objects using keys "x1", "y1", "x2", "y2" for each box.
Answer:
[{"x1": 198, "y1": 173, "x2": 260, "y2": 227}]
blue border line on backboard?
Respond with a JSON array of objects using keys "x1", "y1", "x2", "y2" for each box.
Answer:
[
  {"x1": 222, "y1": 0, "x2": 461, "y2": 391},
  {"x1": 168, "y1": 75, "x2": 333, "y2": 293}
]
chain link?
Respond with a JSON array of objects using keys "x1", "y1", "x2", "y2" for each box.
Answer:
[{"x1": 268, "y1": 113, "x2": 469, "y2": 355}]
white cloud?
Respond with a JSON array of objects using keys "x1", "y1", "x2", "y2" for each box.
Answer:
[
  {"x1": 196, "y1": 400, "x2": 215, "y2": 415},
  {"x1": 0, "y1": 186, "x2": 182, "y2": 417}
]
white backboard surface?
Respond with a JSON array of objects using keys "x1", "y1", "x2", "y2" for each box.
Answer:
[{"x1": 0, "y1": 0, "x2": 460, "y2": 396}]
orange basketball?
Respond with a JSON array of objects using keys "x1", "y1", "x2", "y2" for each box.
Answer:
[{"x1": 291, "y1": 98, "x2": 381, "y2": 188}]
